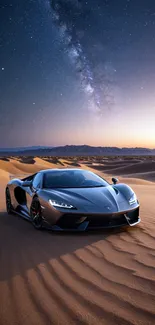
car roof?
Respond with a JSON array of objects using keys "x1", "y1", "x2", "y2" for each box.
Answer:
[{"x1": 40, "y1": 168, "x2": 86, "y2": 174}]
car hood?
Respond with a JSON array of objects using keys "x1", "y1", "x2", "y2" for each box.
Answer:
[{"x1": 43, "y1": 185, "x2": 132, "y2": 213}]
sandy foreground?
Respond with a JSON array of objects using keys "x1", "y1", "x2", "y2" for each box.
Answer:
[{"x1": 0, "y1": 156, "x2": 155, "y2": 325}]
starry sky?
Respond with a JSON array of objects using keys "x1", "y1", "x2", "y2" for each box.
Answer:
[{"x1": 0, "y1": 0, "x2": 155, "y2": 148}]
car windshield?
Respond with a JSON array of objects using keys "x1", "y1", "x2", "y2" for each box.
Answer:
[{"x1": 43, "y1": 170, "x2": 109, "y2": 188}]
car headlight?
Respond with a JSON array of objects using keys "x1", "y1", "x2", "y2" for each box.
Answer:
[
  {"x1": 129, "y1": 193, "x2": 137, "y2": 205},
  {"x1": 49, "y1": 199, "x2": 76, "y2": 209}
]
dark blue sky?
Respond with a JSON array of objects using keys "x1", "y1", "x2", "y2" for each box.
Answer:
[{"x1": 0, "y1": 0, "x2": 155, "y2": 148}]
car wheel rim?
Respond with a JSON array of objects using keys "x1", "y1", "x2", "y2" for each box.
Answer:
[
  {"x1": 31, "y1": 201, "x2": 42, "y2": 228},
  {"x1": 6, "y1": 190, "x2": 11, "y2": 212}
]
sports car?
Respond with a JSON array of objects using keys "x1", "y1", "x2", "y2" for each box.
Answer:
[{"x1": 5, "y1": 168, "x2": 140, "y2": 231}]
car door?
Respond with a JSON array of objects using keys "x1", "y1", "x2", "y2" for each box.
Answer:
[{"x1": 26, "y1": 173, "x2": 43, "y2": 211}]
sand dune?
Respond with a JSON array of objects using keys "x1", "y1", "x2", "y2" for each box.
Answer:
[
  {"x1": 0, "y1": 156, "x2": 155, "y2": 325},
  {"x1": 85, "y1": 158, "x2": 155, "y2": 183},
  {"x1": 103, "y1": 161, "x2": 155, "y2": 174}
]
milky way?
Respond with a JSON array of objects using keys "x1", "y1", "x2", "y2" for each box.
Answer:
[{"x1": 50, "y1": 0, "x2": 116, "y2": 115}]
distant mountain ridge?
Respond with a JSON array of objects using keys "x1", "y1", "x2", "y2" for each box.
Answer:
[
  {"x1": 0, "y1": 146, "x2": 54, "y2": 152},
  {"x1": 0, "y1": 145, "x2": 155, "y2": 156}
]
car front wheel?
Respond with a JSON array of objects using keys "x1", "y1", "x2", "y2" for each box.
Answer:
[
  {"x1": 6, "y1": 188, "x2": 13, "y2": 215},
  {"x1": 30, "y1": 197, "x2": 43, "y2": 230}
]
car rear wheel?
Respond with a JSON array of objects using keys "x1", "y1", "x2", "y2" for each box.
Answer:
[
  {"x1": 30, "y1": 198, "x2": 43, "y2": 230},
  {"x1": 6, "y1": 188, "x2": 13, "y2": 215}
]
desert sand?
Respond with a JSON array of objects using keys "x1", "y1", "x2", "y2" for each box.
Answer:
[{"x1": 0, "y1": 156, "x2": 155, "y2": 325}]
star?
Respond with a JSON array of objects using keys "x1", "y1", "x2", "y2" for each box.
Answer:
[
  {"x1": 1, "y1": 67, "x2": 4, "y2": 71},
  {"x1": 33, "y1": 102, "x2": 35, "y2": 105}
]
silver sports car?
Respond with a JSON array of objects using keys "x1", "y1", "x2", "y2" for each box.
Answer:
[{"x1": 6, "y1": 168, "x2": 140, "y2": 231}]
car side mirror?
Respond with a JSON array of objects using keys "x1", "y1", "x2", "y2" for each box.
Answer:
[
  {"x1": 112, "y1": 177, "x2": 118, "y2": 185},
  {"x1": 22, "y1": 180, "x2": 32, "y2": 187}
]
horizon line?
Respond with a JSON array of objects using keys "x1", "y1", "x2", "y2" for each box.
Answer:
[{"x1": 0, "y1": 144, "x2": 154, "y2": 151}]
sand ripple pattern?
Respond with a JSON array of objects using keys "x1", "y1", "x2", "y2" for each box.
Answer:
[{"x1": 0, "y1": 211, "x2": 155, "y2": 325}]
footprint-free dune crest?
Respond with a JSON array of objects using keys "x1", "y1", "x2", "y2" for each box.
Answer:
[{"x1": 0, "y1": 156, "x2": 155, "y2": 325}]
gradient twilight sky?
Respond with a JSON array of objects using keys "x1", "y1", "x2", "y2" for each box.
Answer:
[{"x1": 0, "y1": 0, "x2": 155, "y2": 148}]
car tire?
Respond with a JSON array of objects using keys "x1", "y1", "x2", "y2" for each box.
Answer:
[
  {"x1": 5, "y1": 188, "x2": 13, "y2": 215},
  {"x1": 30, "y1": 197, "x2": 43, "y2": 230}
]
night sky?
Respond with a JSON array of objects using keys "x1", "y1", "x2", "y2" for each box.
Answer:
[{"x1": 0, "y1": 0, "x2": 155, "y2": 148}]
